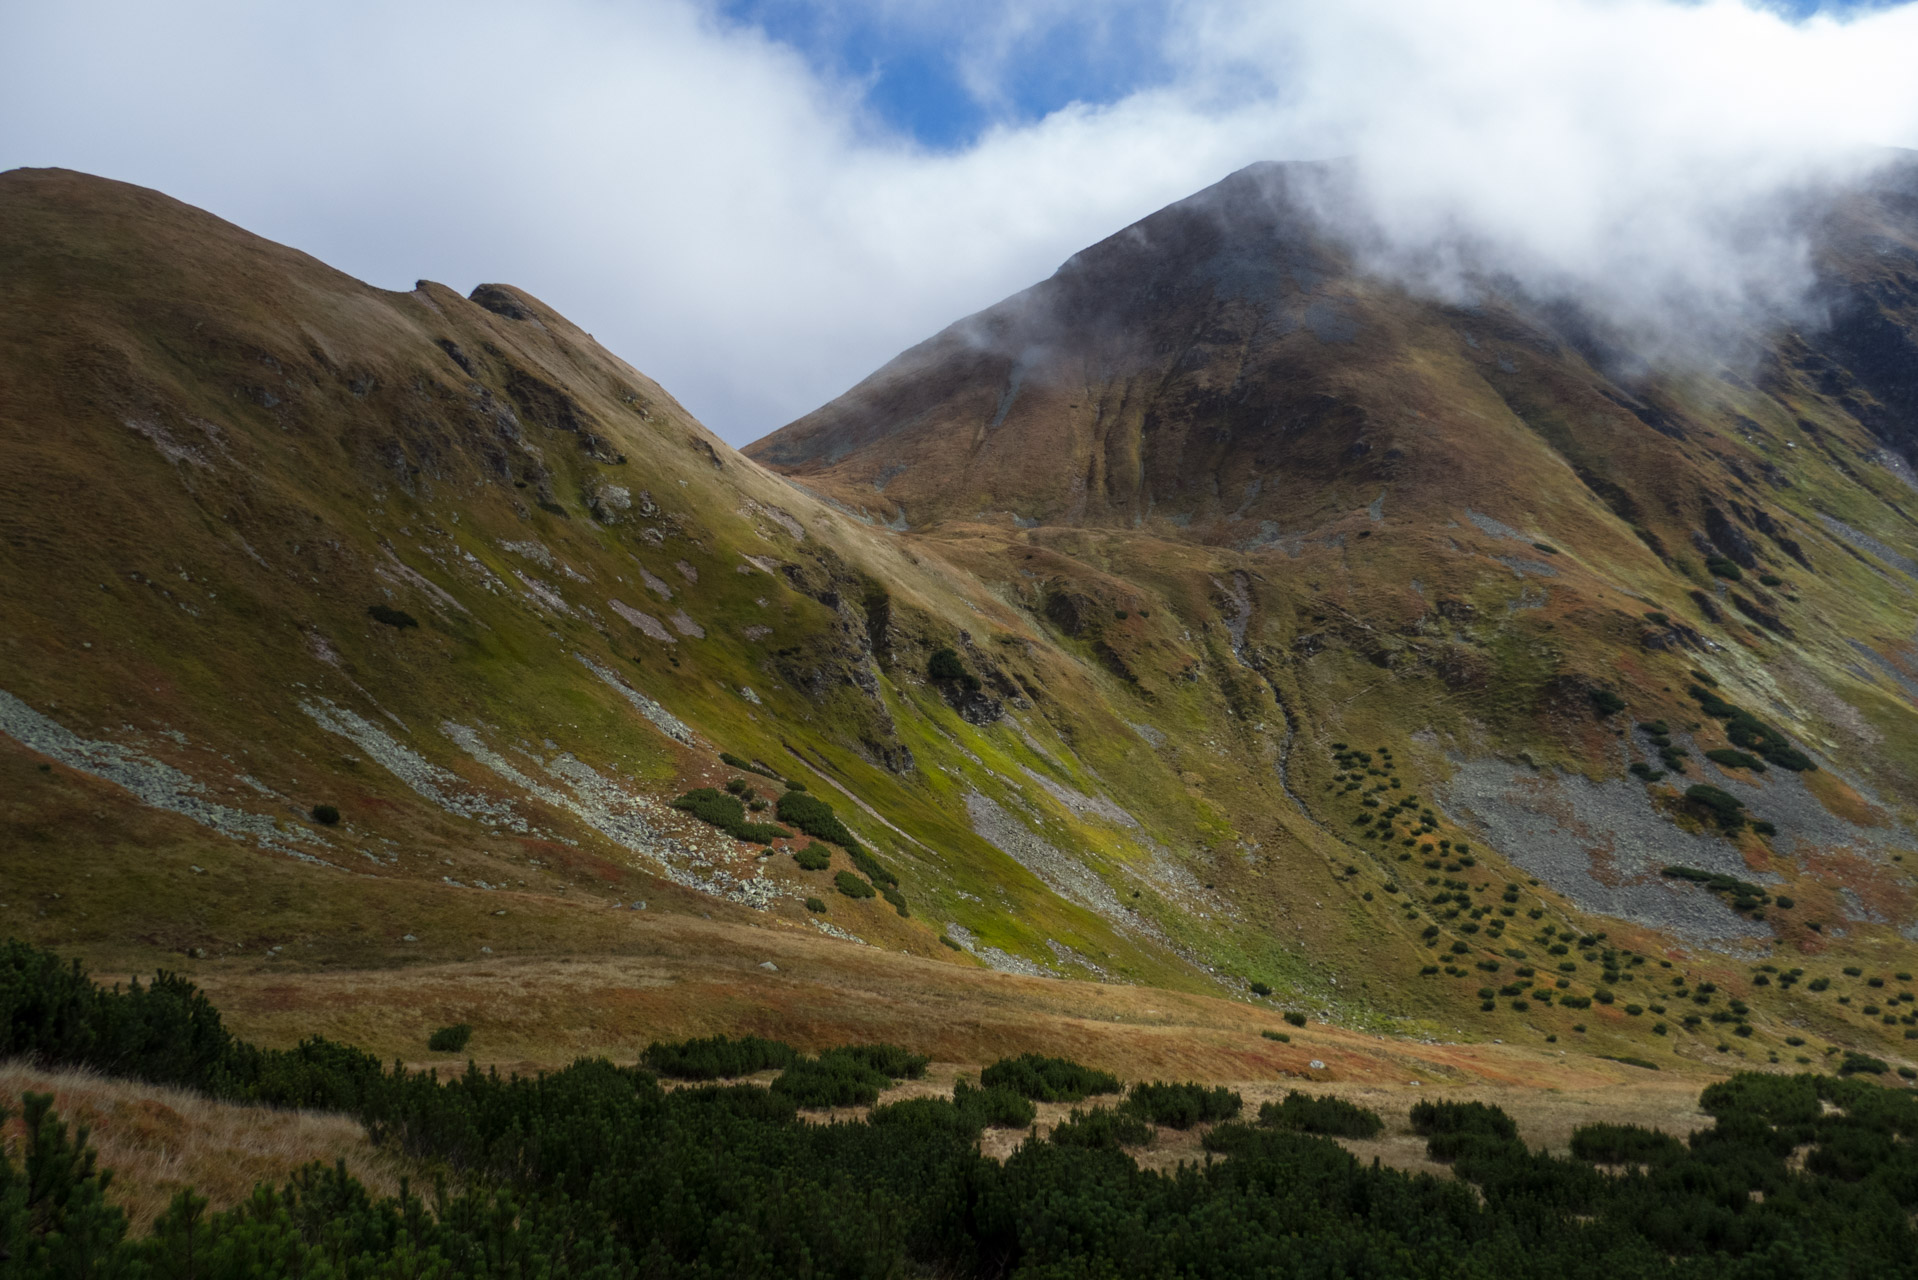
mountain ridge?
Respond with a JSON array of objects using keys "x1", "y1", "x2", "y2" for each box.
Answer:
[{"x1": 3, "y1": 164, "x2": 1917, "y2": 1087}]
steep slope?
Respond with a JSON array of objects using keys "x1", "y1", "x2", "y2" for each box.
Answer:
[
  {"x1": 4, "y1": 166, "x2": 1917, "y2": 1081},
  {"x1": 0, "y1": 168, "x2": 1230, "y2": 997},
  {"x1": 750, "y1": 159, "x2": 1918, "y2": 1063}
]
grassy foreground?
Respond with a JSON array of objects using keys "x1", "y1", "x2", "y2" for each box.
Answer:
[{"x1": 5, "y1": 939, "x2": 1918, "y2": 1278}]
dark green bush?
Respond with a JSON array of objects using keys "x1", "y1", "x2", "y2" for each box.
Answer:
[
  {"x1": 1838, "y1": 1051, "x2": 1889, "y2": 1076},
  {"x1": 426, "y1": 1023, "x2": 472, "y2": 1053},
  {"x1": 309, "y1": 803, "x2": 341, "y2": 825},
  {"x1": 22, "y1": 936, "x2": 1918, "y2": 1280},
  {"x1": 672, "y1": 788, "x2": 793, "y2": 844},
  {"x1": 1689, "y1": 685, "x2": 1815, "y2": 771},
  {"x1": 1590, "y1": 688, "x2": 1626, "y2": 717},
  {"x1": 951, "y1": 1079, "x2": 1037, "y2": 1128},
  {"x1": 0, "y1": 939, "x2": 383, "y2": 1109},
  {"x1": 1704, "y1": 556, "x2": 1743, "y2": 581},
  {"x1": 770, "y1": 1050, "x2": 891, "y2": 1108},
  {"x1": 792, "y1": 843, "x2": 831, "y2": 871},
  {"x1": 836, "y1": 1043, "x2": 929, "y2": 1080},
  {"x1": 1683, "y1": 783, "x2": 1747, "y2": 831},
  {"x1": 1050, "y1": 1105, "x2": 1154, "y2": 1149},
  {"x1": 1261, "y1": 1029, "x2": 1291, "y2": 1042},
  {"x1": 1409, "y1": 1099, "x2": 1518, "y2": 1141},
  {"x1": 1259, "y1": 1091, "x2": 1384, "y2": 1138},
  {"x1": 980, "y1": 1053, "x2": 1121, "y2": 1102},
  {"x1": 1705, "y1": 747, "x2": 1766, "y2": 772},
  {"x1": 1569, "y1": 1122, "x2": 1685, "y2": 1165},
  {"x1": 719, "y1": 751, "x2": 780, "y2": 780},
  {"x1": 866, "y1": 1094, "x2": 986, "y2": 1140},
  {"x1": 1124, "y1": 1081, "x2": 1242, "y2": 1128},
  {"x1": 848, "y1": 846, "x2": 900, "y2": 889},
  {"x1": 880, "y1": 885, "x2": 910, "y2": 917},
  {"x1": 834, "y1": 871, "x2": 875, "y2": 899},
  {"x1": 1284, "y1": 1010, "x2": 1308, "y2": 1027},
  {"x1": 1662, "y1": 864, "x2": 1770, "y2": 908},
  {"x1": 367, "y1": 603, "x2": 419, "y2": 628},
  {"x1": 775, "y1": 792, "x2": 899, "y2": 887},
  {"x1": 804, "y1": 897, "x2": 827, "y2": 913},
  {"x1": 642, "y1": 1034, "x2": 799, "y2": 1079}
]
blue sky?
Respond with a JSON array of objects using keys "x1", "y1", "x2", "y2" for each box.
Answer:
[
  {"x1": 717, "y1": 1, "x2": 1177, "y2": 149},
  {"x1": 721, "y1": 0, "x2": 1893, "y2": 152}
]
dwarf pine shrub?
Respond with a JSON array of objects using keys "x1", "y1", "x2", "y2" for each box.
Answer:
[
  {"x1": 427, "y1": 1023, "x2": 473, "y2": 1053},
  {"x1": 1124, "y1": 1081, "x2": 1241, "y2": 1128},
  {"x1": 834, "y1": 871, "x2": 876, "y2": 899},
  {"x1": 1050, "y1": 1105, "x2": 1154, "y2": 1149},
  {"x1": 981, "y1": 1053, "x2": 1121, "y2": 1102},
  {"x1": 1259, "y1": 1091, "x2": 1384, "y2": 1138}
]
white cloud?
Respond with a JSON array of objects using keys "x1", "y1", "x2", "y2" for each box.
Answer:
[{"x1": 3, "y1": 0, "x2": 1916, "y2": 442}]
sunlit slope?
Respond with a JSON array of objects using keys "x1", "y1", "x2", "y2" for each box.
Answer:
[
  {"x1": 4, "y1": 165, "x2": 1918, "y2": 1077},
  {"x1": 749, "y1": 158, "x2": 1918, "y2": 1065},
  {"x1": 0, "y1": 168, "x2": 1248, "y2": 996}
]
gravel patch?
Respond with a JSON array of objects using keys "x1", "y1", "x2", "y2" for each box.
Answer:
[
  {"x1": 810, "y1": 919, "x2": 868, "y2": 945},
  {"x1": 441, "y1": 722, "x2": 783, "y2": 910},
  {"x1": 1017, "y1": 764, "x2": 1139, "y2": 829},
  {"x1": 1688, "y1": 752, "x2": 1905, "y2": 867},
  {"x1": 499, "y1": 539, "x2": 554, "y2": 569},
  {"x1": 1127, "y1": 721, "x2": 1167, "y2": 748},
  {"x1": 3, "y1": 689, "x2": 325, "y2": 861},
  {"x1": 513, "y1": 570, "x2": 574, "y2": 616},
  {"x1": 575, "y1": 654, "x2": 696, "y2": 744},
  {"x1": 944, "y1": 922, "x2": 1056, "y2": 977},
  {"x1": 965, "y1": 792, "x2": 1129, "y2": 924},
  {"x1": 1465, "y1": 509, "x2": 1527, "y2": 542},
  {"x1": 1847, "y1": 639, "x2": 1918, "y2": 704},
  {"x1": 1496, "y1": 556, "x2": 1559, "y2": 579},
  {"x1": 609, "y1": 599, "x2": 676, "y2": 644},
  {"x1": 1435, "y1": 757, "x2": 1772, "y2": 945},
  {"x1": 1046, "y1": 937, "x2": 1117, "y2": 980},
  {"x1": 302, "y1": 699, "x2": 523, "y2": 830},
  {"x1": 377, "y1": 546, "x2": 471, "y2": 615},
  {"x1": 1818, "y1": 513, "x2": 1918, "y2": 584}
]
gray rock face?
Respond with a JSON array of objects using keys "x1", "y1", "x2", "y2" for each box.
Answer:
[{"x1": 1436, "y1": 757, "x2": 1772, "y2": 945}]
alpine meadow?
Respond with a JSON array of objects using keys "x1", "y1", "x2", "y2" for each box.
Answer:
[{"x1": 4, "y1": 119, "x2": 1918, "y2": 1276}]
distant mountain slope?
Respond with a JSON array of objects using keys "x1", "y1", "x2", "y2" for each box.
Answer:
[
  {"x1": 749, "y1": 156, "x2": 1918, "y2": 543},
  {"x1": 747, "y1": 156, "x2": 1918, "y2": 1059},
  {"x1": 5, "y1": 166, "x2": 1918, "y2": 1077}
]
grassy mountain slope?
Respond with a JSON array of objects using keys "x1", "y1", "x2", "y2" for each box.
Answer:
[
  {"x1": 749, "y1": 160, "x2": 1918, "y2": 1065},
  {"x1": 2, "y1": 165, "x2": 1915, "y2": 1083}
]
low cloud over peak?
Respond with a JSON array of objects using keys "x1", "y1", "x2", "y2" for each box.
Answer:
[{"x1": 5, "y1": 0, "x2": 1915, "y2": 441}]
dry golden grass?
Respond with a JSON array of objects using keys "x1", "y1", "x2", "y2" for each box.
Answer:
[
  {"x1": 0, "y1": 1061, "x2": 402, "y2": 1234},
  {"x1": 187, "y1": 910, "x2": 1703, "y2": 1086},
  {"x1": 816, "y1": 1064, "x2": 1713, "y2": 1178}
]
